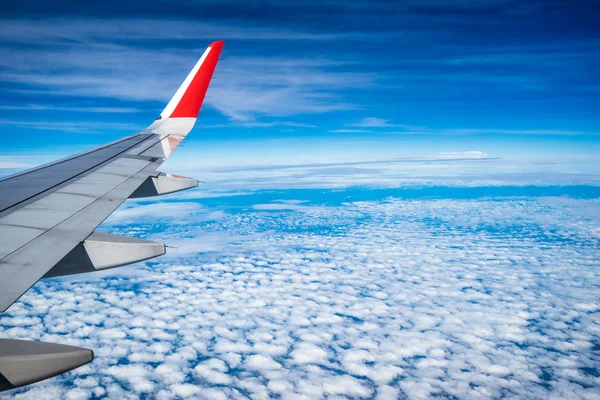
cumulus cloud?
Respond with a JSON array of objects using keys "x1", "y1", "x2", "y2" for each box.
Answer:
[{"x1": 1, "y1": 188, "x2": 599, "y2": 399}]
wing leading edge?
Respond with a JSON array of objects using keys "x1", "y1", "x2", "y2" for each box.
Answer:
[{"x1": 0, "y1": 40, "x2": 224, "y2": 391}]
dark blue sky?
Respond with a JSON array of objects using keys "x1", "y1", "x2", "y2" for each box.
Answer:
[{"x1": 0, "y1": 0, "x2": 598, "y2": 168}]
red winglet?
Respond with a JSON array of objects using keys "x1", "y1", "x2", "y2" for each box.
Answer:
[{"x1": 170, "y1": 40, "x2": 224, "y2": 119}]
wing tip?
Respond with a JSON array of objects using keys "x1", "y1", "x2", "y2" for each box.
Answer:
[{"x1": 148, "y1": 40, "x2": 224, "y2": 131}]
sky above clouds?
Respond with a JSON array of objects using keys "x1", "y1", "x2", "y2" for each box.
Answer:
[{"x1": 0, "y1": 0, "x2": 599, "y2": 171}]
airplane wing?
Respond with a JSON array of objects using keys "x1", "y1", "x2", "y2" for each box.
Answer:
[{"x1": 0, "y1": 40, "x2": 224, "y2": 391}]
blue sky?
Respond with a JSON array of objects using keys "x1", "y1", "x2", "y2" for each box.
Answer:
[{"x1": 0, "y1": 0, "x2": 599, "y2": 171}]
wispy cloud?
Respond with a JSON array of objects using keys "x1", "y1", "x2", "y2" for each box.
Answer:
[
  {"x1": 0, "y1": 104, "x2": 142, "y2": 113},
  {"x1": 0, "y1": 119, "x2": 143, "y2": 134},
  {"x1": 333, "y1": 119, "x2": 600, "y2": 137},
  {"x1": 432, "y1": 150, "x2": 489, "y2": 159},
  {"x1": 0, "y1": 18, "x2": 349, "y2": 44},
  {"x1": 349, "y1": 117, "x2": 423, "y2": 130},
  {"x1": 331, "y1": 128, "x2": 425, "y2": 135},
  {"x1": 0, "y1": 155, "x2": 58, "y2": 173},
  {"x1": 197, "y1": 120, "x2": 317, "y2": 129},
  {"x1": 0, "y1": 161, "x2": 34, "y2": 169},
  {"x1": 0, "y1": 4, "x2": 598, "y2": 154},
  {"x1": 0, "y1": 22, "x2": 372, "y2": 122},
  {"x1": 440, "y1": 128, "x2": 600, "y2": 136}
]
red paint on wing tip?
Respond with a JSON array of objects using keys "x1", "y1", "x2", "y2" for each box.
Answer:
[{"x1": 170, "y1": 40, "x2": 225, "y2": 119}]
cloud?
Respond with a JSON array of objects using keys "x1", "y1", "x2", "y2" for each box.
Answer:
[
  {"x1": 432, "y1": 151, "x2": 489, "y2": 159},
  {"x1": 334, "y1": 116, "x2": 600, "y2": 137},
  {"x1": 0, "y1": 5, "x2": 597, "y2": 140},
  {"x1": 252, "y1": 200, "x2": 312, "y2": 211},
  {"x1": 0, "y1": 119, "x2": 143, "y2": 134},
  {"x1": 2, "y1": 187, "x2": 599, "y2": 399},
  {"x1": 290, "y1": 343, "x2": 329, "y2": 364},
  {"x1": 352, "y1": 117, "x2": 392, "y2": 127},
  {"x1": 0, "y1": 105, "x2": 142, "y2": 113},
  {"x1": 349, "y1": 117, "x2": 424, "y2": 130},
  {"x1": 0, "y1": 18, "x2": 347, "y2": 44},
  {"x1": 1, "y1": 50, "x2": 364, "y2": 123},
  {"x1": 104, "y1": 202, "x2": 206, "y2": 225},
  {"x1": 245, "y1": 354, "x2": 282, "y2": 370},
  {"x1": 441, "y1": 128, "x2": 600, "y2": 136},
  {"x1": 180, "y1": 155, "x2": 600, "y2": 191},
  {"x1": 332, "y1": 123, "x2": 600, "y2": 137},
  {"x1": 227, "y1": 121, "x2": 317, "y2": 129},
  {"x1": 205, "y1": 65, "x2": 366, "y2": 121},
  {"x1": 330, "y1": 128, "x2": 425, "y2": 134},
  {"x1": 0, "y1": 161, "x2": 34, "y2": 169},
  {"x1": 161, "y1": 232, "x2": 246, "y2": 257},
  {"x1": 329, "y1": 117, "x2": 427, "y2": 135},
  {"x1": 0, "y1": 19, "x2": 372, "y2": 123},
  {"x1": 408, "y1": 0, "x2": 541, "y2": 17}
]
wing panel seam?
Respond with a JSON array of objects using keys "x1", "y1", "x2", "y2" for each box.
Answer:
[
  {"x1": 0, "y1": 135, "x2": 155, "y2": 216},
  {"x1": 0, "y1": 160, "x2": 159, "y2": 262}
]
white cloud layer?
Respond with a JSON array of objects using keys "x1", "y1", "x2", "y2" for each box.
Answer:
[
  {"x1": 163, "y1": 156, "x2": 600, "y2": 191},
  {"x1": 1, "y1": 191, "x2": 599, "y2": 399}
]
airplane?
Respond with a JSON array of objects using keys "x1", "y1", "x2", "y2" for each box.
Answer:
[{"x1": 0, "y1": 40, "x2": 224, "y2": 392}]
